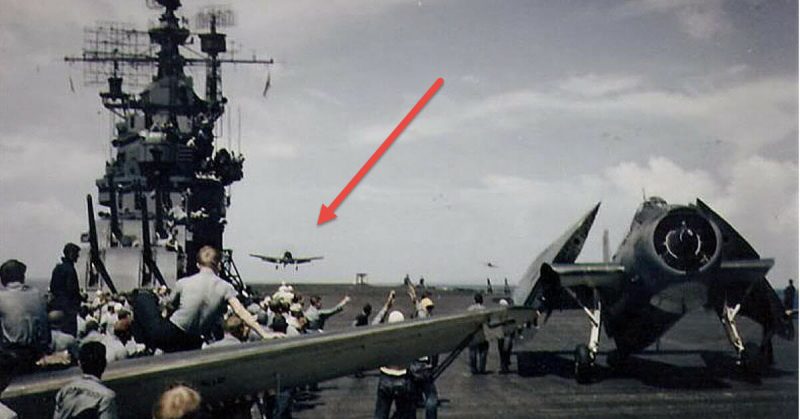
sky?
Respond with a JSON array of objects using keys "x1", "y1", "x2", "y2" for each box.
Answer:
[{"x1": 0, "y1": 0, "x2": 797, "y2": 287}]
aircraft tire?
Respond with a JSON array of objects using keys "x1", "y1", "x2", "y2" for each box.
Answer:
[
  {"x1": 740, "y1": 341, "x2": 766, "y2": 375},
  {"x1": 574, "y1": 344, "x2": 593, "y2": 384}
]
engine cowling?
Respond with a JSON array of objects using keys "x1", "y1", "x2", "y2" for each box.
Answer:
[{"x1": 651, "y1": 208, "x2": 721, "y2": 274}]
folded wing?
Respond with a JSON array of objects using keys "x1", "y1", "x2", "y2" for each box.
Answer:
[{"x1": 698, "y1": 199, "x2": 793, "y2": 340}]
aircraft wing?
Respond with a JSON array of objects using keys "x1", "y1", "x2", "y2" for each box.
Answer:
[
  {"x1": 249, "y1": 253, "x2": 281, "y2": 264},
  {"x1": 512, "y1": 203, "x2": 600, "y2": 312},
  {"x1": 697, "y1": 199, "x2": 794, "y2": 340},
  {"x1": 294, "y1": 256, "x2": 324, "y2": 264},
  {"x1": 2, "y1": 308, "x2": 533, "y2": 418}
]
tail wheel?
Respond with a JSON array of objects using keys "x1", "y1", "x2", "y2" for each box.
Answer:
[{"x1": 574, "y1": 344, "x2": 593, "y2": 384}]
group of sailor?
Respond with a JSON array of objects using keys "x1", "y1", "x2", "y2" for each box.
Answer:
[
  {"x1": 0, "y1": 244, "x2": 357, "y2": 418},
  {"x1": 0, "y1": 243, "x2": 512, "y2": 419}
]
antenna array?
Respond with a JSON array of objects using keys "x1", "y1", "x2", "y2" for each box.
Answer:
[{"x1": 79, "y1": 22, "x2": 154, "y2": 89}]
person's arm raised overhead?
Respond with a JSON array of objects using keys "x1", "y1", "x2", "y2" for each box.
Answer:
[{"x1": 228, "y1": 297, "x2": 278, "y2": 339}]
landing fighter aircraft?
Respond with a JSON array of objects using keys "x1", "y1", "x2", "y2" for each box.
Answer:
[
  {"x1": 513, "y1": 197, "x2": 793, "y2": 383},
  {"x1": 250, "y1": 250, "x2": 324, "y2": 270}
]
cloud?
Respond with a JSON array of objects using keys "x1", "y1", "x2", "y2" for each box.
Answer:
[
  {"x1": 604, "y1": 157, "x2": 719, "y2": 202},
  {"x1": 352, "y1": 75, "x2": 796, "y2": 155},
  {"x1": 557, "y1": 74, "x2": 643, "y2": 97},
  {"x1": 466, "y1": 155, "x2": 798, "y2": 283},
  {"x1": 459, "y1": 75, "x2": 481, "y2": 85},
  {"x1": 617, "y1": 0, "x2": 732, "y2": 40},
  {"x1": 716, "y1": 156, "x2": 799, "y2": 235}
]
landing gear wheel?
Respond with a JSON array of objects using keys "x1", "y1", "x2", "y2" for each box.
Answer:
[
  {"x1": 574, "y1": 344, "x2": 594, "y2": 384},
  {"x1": 740, "y1": 341, "x2": 766, "y2": 375}
]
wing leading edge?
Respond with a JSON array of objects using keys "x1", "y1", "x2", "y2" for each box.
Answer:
[{"x1": 512, "y1": 203, "x2": 604, "y2": 309}]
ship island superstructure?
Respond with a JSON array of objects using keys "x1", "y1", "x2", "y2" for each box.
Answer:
[{"x1": 65, "y1": 0, "x2": 271, "y2": 293}]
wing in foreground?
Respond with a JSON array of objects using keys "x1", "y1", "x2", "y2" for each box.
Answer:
[{"x1": 2, "y1": 308, "x2": 531, "y2": 418}]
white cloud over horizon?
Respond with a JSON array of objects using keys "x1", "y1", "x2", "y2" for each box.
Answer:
[{"x1": 0, "y1": 0, "x2": 796, "y2": 289}]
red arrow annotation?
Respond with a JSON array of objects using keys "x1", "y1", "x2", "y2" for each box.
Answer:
[{"x1": 317, "y1": 77, "x2": 444, "y2": 225}]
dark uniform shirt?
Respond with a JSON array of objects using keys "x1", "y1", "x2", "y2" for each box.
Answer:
[
  {"x1": 50, "y1": 258, "x2": 81, "y2": 312},
  {"x1": 784, "y1": 285, "x2": 796, "y2": 310},
  {"x1": 354, "y1": 312, "x2": 369, "y2": 327}
]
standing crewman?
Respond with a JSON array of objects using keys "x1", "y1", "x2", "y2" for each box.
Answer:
[
  {"x1": 467, "y1": 293, "x2": 488, "y2": 374},
  {"x1": 0, "y1": 259, "x2": 51, "y2": 375},
  {"x1": 50, "y1": 243, "x2": 82, "y2": 337},
  {"x1": 406, "y1": 282, "x2": 438, "y2": 418},
  {"x1": 354, "y1": 303, "x2": 373, "y2": 327},
  {"x1": 304, "y1": 295, "x2": 350, "y2": 332},
  {"x1": 374, "y1": 310, "x2": 416, "y2": 419},
  {"x1": 496, "y1": 299, "x2": 514, "y2": 374},
  {"x1": 784, "y1": 279, "x2": 796, "y2": 312}
]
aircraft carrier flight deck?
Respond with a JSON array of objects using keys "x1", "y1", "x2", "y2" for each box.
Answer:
[{"x1": 280, "y1": 284, "x2": 798, "y2": 419}]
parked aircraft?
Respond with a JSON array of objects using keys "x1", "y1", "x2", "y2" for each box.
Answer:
[{"x1": 513, "y1": 197, "x2": 793, "y2": 383}]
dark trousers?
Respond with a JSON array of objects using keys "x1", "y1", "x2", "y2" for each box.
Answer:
[
  {"x1": 469, "y1": 342, "x2": 489, "y2": 374},
  {"x1": 0, "y1": 345, "x2": 41, "y2": 376},
  {"x1": 497, "y1": 336, "x2": 513, "y2": 372},
  {"x1": 418, "y1": 379, "x2": 438, "y2": 419},
  {"x1": 131, "y1": 291, "x2": 203, "y2": 353},
  {"x1": 374, "y1": 373, "x2": 416, "y2": 419},
  {"x1": 62, "y1": 308, "x2": 79, "y2": 338}
]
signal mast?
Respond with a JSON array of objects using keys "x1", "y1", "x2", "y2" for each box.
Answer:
[{"x1": 65, "y1": 0, "x2": 271, "y2": 292}]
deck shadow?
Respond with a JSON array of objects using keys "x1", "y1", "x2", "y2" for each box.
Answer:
[{"x1": 514, "y1": 350, "x2": 787, "y2": 389}]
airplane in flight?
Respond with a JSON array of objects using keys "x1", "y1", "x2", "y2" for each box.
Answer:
[
  {"x1": 513, "y1": 197, "x2": 793, "y2": 383},
  {"x1": 486, "y1": 261, "x2": 499, "y2": 268},
  {"x1": 250, "y1": 250, "x2": 324, "y2": 270}
]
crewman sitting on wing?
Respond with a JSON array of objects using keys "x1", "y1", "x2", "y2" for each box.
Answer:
[{"x1": 131, "y1": 246, "x2": 276, "y2": 353}]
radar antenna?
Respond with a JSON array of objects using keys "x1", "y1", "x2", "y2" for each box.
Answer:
[{"x1": 64, "y1": 0, "x2": 275, "y2": 286}]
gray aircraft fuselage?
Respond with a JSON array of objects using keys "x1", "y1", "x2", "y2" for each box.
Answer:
[{"x1": 598, "y1": 198, "x2": 725, "y2": 353}]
